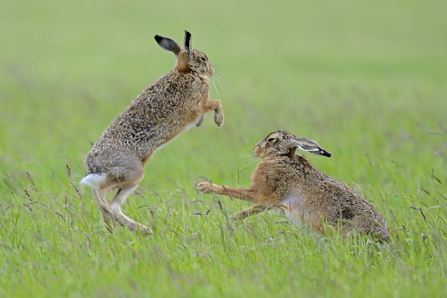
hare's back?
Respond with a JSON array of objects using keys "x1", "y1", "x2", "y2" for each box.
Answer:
[
  {"x1": 91, "y1": 73, "x2": 207, "y2": 155},
  {"x1": 315, "y1": 176, "x2": 388, "y2": 233}
]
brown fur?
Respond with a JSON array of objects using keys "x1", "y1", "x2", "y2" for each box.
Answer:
[
  {"x1": 82, "y1": 31, "x2": 224, "y2": 235},
  {"x1": 197, "y1": 131, "x2": 390, "y2": 241}
]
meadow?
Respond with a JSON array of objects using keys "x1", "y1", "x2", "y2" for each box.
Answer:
[{"x1": 1, "y1": 0, "x2": 447, "y2": 297}]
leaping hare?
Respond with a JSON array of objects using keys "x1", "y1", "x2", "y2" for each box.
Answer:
[
  {"x1": 81, "y1": 31, "x2": 224, "y2": 235},
  {"x1": 197, "y1": 131, "x2": 390, "y2": 241}
]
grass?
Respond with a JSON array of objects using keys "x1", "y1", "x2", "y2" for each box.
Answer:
[{"x1": 1, "y1": 0, "x2": 447, "y2": 297}]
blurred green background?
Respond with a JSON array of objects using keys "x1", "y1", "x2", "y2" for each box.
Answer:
[
  {"x1": 1, "y1": 0, "x2": 446, "y2": 190},
  {"x1": 1, "y1": 0, "x2": 446, "y2": 297}
]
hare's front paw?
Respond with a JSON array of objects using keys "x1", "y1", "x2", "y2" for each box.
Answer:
[
  {"x1": 195, "y1": 114, "x2": 205, "y2": 127},
  {"x1": 197, "y1": 182, "x2": 215, "y2": 194},
  {"x1": 213, "y1": 110, "x2": 224, "y2": 128}
]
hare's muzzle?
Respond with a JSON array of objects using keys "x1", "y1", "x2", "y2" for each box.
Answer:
[{"x1": 253, "y1": 144, "x2": 262, "y2": 157}]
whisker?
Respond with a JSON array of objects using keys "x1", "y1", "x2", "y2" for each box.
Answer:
[
  {"x1": 211, "y1": 77, "x2": 220, "y2": 99},
  {"x1": 213, "y1": 76, "x2": 220, "y2": 88},
  {"x1": 211, "y1": 72, "x2": 227, "y2": 91},
  {"x1": 215, "y1": 72, "x2": 228, "y2": 82},
  {"x1": 237, "y1": 150, "x2": 259, "y2": 170},
  {"x1": 216, "y1": 78, "x2": 225, "y2": 90},
  {"x1": 238, "y1": 159, "x2": 258, "y2": 174},
  {"x1": 214, "y1": 73, "x2": 227, "y2": 89}
]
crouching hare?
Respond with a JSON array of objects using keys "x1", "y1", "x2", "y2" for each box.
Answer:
[
  {"x1": 197, "y1": 131, "x2": 390, "y2": 241},
  {"x1": 81, "y1": 31, "x2": 224, "y2": 235}
]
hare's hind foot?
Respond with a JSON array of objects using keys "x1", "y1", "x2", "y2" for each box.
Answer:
[
  {"x1": 112, "y1": 211, "x2": 153, "y2": 235},
  {"x1": 109, "y1": 185, "x2": 153, "y2": 235}
]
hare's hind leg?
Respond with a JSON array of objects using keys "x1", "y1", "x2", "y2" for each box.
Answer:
[
  {"x1": 109, "y1": 181, "x2": 153, "y2": 235},
  {"x1": 92, "y1": 186, "x2": 115, "y2": 233}
]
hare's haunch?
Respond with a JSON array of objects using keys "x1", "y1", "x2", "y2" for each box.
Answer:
[
  {"x1": 197, "y1": 131, "x2": 389, "y2": 241},
  {"x1": 81, "y1": 31, "x2": 224, "y2": 235}
]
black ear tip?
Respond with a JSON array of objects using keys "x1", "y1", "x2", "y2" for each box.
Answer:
[
  {"x1": 317, "y1": 149, "x2": 332, "y2": 157},
  {"x1": 184, "y1": 30, "x2": 192, "y2": 52},
  {"x1": 184, "y1": 30, "x2": 192, "y2": 42},
  {"x1": 154, "y1": 35, "x2": 162, "y2": 42}
]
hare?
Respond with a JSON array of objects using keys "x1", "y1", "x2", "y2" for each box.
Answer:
[
  {"x1": 81, "y1": 31, "x2": 224, "y2": 235},
  {"x1": 197, "y1": 131, "x2": 390, "y2": 241}
]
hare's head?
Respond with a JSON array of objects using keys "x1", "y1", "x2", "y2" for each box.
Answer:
[
  {"x1": 154, "y1": 30, "x2": 214, "y2": 77},
  {"x1": 254, "y1": 131, "x2": 332, "y2": 159}
]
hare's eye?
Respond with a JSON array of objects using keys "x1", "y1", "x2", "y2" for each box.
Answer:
[
  {"x1": 200, "y1": 57, "x2": 206, "y2": 61},
  {"x1": 267, "y1": 138, "x2": 276, "y2": 142}
]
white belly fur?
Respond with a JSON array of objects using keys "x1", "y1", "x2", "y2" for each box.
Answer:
[{"x1": 281, "y1": 193, "x2": 309, "y2": 227}]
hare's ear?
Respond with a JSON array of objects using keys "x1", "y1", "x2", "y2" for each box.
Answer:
[
  {"x1": 154, "y1": 35, "x2": 181, "y2": 55},
  {"x1": 184, "y1": 30, "x2": 192, "y2": 60},
  {"x1": 290, "y1": 138, "x2": 332, "y2": 157}
]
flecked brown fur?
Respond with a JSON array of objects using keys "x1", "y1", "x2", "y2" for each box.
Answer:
[
  {"x1": 82, "y1": 31, "x2": 224, "y2": 235},
  {"x1": 197, "y1": 131, "x2": 390, "y2": 241}
]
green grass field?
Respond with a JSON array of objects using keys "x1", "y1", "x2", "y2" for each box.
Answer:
[{"x1": 1, "y1": 0, "x2": 447, "y2": 296}]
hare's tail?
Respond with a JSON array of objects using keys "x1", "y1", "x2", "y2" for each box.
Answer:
[{"x1": 80, "y1": 173, "x2": 107, "y2": 187}]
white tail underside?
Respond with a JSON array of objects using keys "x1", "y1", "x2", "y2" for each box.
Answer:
[{"x1": 80, "y1": 173, "x2": 107, "y2": 186}]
